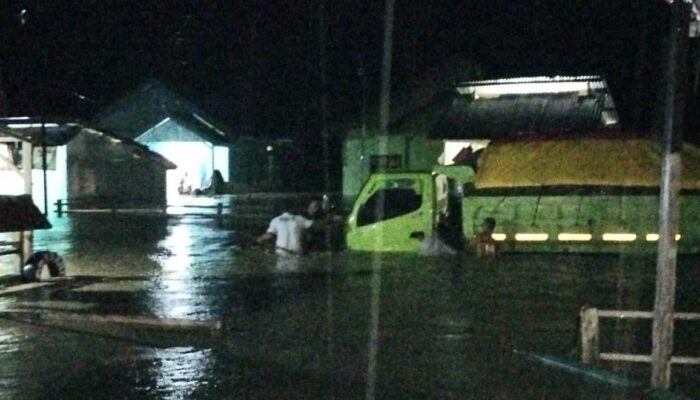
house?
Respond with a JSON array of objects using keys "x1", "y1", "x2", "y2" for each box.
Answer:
[
  {"x1": 0, "y1": 119, "x2": 176, "y2": 213},
  {"x1": 91, "y1": 80, "x2": 233, "y2": 200},
  {"x1": 342, "y1": 75, "x2": 620, "y2": 206}
]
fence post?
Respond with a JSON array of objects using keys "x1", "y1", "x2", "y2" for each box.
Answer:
[
  {"x1": 216, "y1": 203, "x2": 223, "y2": 227},
  {"x1": 56, "y1": 199, "x2": 63, "y2": 217},
  {"x1": 580, "y1": 307, "x2": 600, "y2": 364}
]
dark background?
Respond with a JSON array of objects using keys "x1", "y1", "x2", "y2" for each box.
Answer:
[{"x1": 0, "y1": 1, "x2": 696, "y2": 158}]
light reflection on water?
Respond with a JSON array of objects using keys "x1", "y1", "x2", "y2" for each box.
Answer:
[
  {"x1": 150, "y1": 223, "x2": 197, "y2": 319},
  {"x1": 0, "y1": 324, "x2": 23, "y2": 400},
  {"x1": 151, "y1": 347, "x2": 211, "y2": 399},
  {"x1": 0, "y1": 214, "x2": 697, "y2": 399},
  {"x1": 0, "y1": 325, "x2": 23, "y2": 355}
]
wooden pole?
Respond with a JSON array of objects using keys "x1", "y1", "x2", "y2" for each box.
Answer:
[
  {"x1": 651, "y1": 0, "x2": 690, "y2": 389},
  {"x1": 318, "y1": 0, "x2": 330, "y2": 197},
  {"x1": 580, "y1": 307, "x2": 600, "y2": 364},
  {"x1": 20, "y1": 140, "x2": 33, "y2": 269}
]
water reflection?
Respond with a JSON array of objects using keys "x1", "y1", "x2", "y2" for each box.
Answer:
[
  {"x1": 150, "y1": 347, "x2": 211, "y2": 399},
  {"x1": 150, "y1": 222, "x2": 199, "y2": 319},
  {"x1": 0, "y1": 323, "x2": 25, "y2": 400},
  {"x1": 0, "y1": 213, "x2": 697, "y2": 399},
  {"x1": 0, "y1": 325, "x2": 22, "y2": 356},
  {"x1": 365, "y1": 255, "x2": 381, "y2": 400},
  {"x1": 274, "y1": 254, "x2": 300, "y2": 273}
]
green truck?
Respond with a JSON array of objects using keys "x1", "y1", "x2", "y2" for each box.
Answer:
[{"x1": 346, "y1": 136, "x2": 700, "y2": 253}]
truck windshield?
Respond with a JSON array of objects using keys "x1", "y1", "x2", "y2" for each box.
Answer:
[{"x1": 357, "y1": 184, "x2": 423, "y2": 227}]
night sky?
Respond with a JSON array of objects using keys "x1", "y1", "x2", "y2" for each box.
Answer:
[{"x1": 0, "y1": 1, "x2": 690, "y2": 141}]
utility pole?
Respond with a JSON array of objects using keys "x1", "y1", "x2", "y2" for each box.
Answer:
[
  {"x1": 318, "y1": 0, "x2": 330, "y2": 197},
  {"x1": 378, "y1": 0, "x2": 395, "y2": 134},
  {"x1": 36, "y1": 4, "x2": 49, "y2": 216},
  {"x1": 367, "y1": 5, "x2": 395, "y2": 400},
  {"x1": 651, "y1": 0, "x2": 691, "y2": 389}
]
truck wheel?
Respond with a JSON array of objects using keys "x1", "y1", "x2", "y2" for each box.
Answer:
[{"x1": 21, "y1": 251, "x2": 66, "y2": 282}]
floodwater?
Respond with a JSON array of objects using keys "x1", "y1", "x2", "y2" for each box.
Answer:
[{"x1": 0, "y1": 211, "x2": 698, "y2": 399}]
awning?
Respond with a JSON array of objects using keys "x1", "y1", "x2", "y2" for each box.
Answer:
[{"x1": 0, "y1": 195, "x2": 51, "y2": 233}]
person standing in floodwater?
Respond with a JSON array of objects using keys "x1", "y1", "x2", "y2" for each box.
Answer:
[
  {"x1": 302, "y1": 197, "x2": 345, "y2": 252},
  {"x1": 302, "y1": 198, "x2": 325, "y2": 252},
  {"x1": 471, "y1": 217, "x2": 497, "y2": 257},
  {"x1": 256, "y1": 210, "x2": 314, "y2": 256}
]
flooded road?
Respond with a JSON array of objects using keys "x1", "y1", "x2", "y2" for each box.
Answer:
[{"x1": 0, "y1": 213, "x2": 698, "y2": 399}]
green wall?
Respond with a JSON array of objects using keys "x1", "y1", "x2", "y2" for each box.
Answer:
[{"x1": 342, "y1": 132, "x2": 443, "y2": 208}]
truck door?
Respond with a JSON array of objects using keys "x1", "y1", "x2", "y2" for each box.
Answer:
[{"x1": 346, "y1": 174, "x2": 434, "y2": 252}]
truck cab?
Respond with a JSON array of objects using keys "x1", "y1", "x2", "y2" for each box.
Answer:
[{"x1": 346, "y1": 166, "x2": 473, "y2": 252}]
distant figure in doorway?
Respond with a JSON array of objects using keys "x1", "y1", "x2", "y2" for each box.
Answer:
[
  {"x1": 471, "y1": 217, "x2": 498, "y2": 258},
  {"x1": 195, "y1": 169, "x2": 225, "y2": 196},
  {"x1": 178, "y1": 172, "x2": 193, "y2": 195}
]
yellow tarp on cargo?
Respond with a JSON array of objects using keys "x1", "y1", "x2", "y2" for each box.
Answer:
[{"x1": 474, "y1": 136, "x2": 700, "y2": 189}]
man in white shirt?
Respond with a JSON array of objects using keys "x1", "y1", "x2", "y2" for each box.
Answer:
[{"x1": 256, "y1": 211, "x2": 314, "y2": 256}]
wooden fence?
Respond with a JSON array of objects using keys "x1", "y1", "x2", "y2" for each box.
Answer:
[
  {"x1": 53, "y1": 193, "x2": 340, "y2": 218},
  {"x1": 580, "y1": 307, "x2": 700, "y2": 367}
]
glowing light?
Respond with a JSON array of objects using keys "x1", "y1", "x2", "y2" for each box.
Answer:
[
  {"x1": 2, "y1": 116, "x2": 30, "y2": 120},
  {"x1": 645, "y1": 233, "x2": 681, "y2": 241},
  {"x1": 457, "y1": 76, "x2": 604, "y2": 98},
  {"x1": 491, "y1": 233, "x2": 506, "y2": 241},
  {"x1": 602, "y1": 233, "x2": 637, "y2": 242},
  {"x1": 515, "y1": 233, "x2": 548, "y2": 242},
  {"x1": 602, "y1": 110, "x2": 618, "y2": 126},
  {"x1": 557, "y1": 233, "x2": 592, "y2": 242},
  {"x1": 7, "y1": 123, "x2": 59, "y2": 129},
  {"x1": 266, "y1": 145, "x2": 273, "y2": 152}
]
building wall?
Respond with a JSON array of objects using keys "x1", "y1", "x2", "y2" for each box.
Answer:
[
  {"x1": 149, "y1": 141, "x2": 213, "y2": 192},
  {"x1": 31, "y1": 146, "x2": 68, "y2": 214},
  {"x1": 0, "y1": 144, "x2": 68, "y2": 214},
  {"x1": 138, "y1": 118, "x2": 232, "y2": 191},
  {"x1": 228, "y1": 137, "x2": 295, "y2": 193},
  {"x1": 66, "y1": 133, "x2": 168, "y2": 208},
  {"x1": 213, "y1": 146, "x2": 229, "y2": 183},
  {"x1": 342, "y1": 134, "x2": 443, "y2": 207}
]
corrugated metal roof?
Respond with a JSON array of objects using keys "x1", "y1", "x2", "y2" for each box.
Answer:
[
  {"x1": 0, "y1": 121, "x2": 176, "y2": 170},
  {"x1": 92, "y1": 79, "x2": 231, "y2": 143},
  {"x1": 430, "y1": 93, "x2": 609, "y2": 139},
  {"x1": 137, "y1": 113, "x2": 231, "y2": 146},
  {"x1": 0, "y1": 120, "x2": 80, "y2": 146},
  {"x1": 474, "y1": 136, "x2": 700, "y2": 189},
  {"x1": 0, "y1": 195, "x2": 51, "y2": 232},
  {"x1": 78, "y1": 127, "x2": 177, "y2": 169},
  {"x1": 422, "y1": 75, "x2": 618, "y2": 139}
]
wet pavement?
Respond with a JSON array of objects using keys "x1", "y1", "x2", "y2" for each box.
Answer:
[{"x1": 0, "y1": 212, "x2": 698, "y2": 399}]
